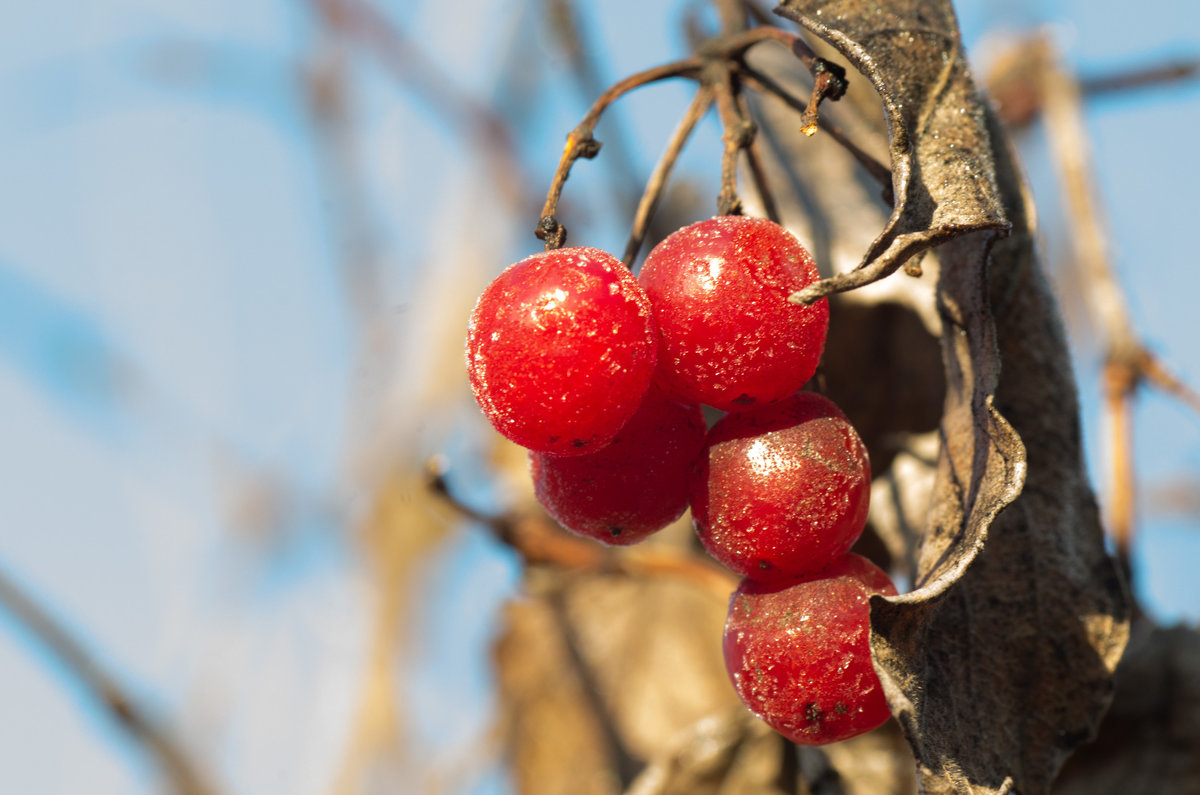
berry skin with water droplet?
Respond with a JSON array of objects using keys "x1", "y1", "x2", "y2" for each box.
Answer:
[
  {"x1": 637, "y1": 215, "x2": 828, "y2": 412},
  {"x1": 691, "y1": 391, "x2": 871, "y2": 583},
  {"x1": 723, "y1": 553, "x2": 897, "y2": 746},
  {"x1": 530, "y1": 386, "x2": 706, "y2": 545},
  {"x1": 466, "y1": 247, "x2": 658, "y2": 455}
]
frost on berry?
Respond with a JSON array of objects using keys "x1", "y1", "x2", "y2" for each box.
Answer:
[
  {"x1": 638, "y1": 215, "x2": 828, "y2": 412},
  {"x1": 723, "y1": 553, "x2": 897, "y2": 746},
  {"x1": 466, "y1": 247, "x2": 658, "y2": 455},
  {"x1": 691, "y1": 391, "x2": 870, "y2": 582},
  {"x1": 530, "y1": 386, "x2": 706, "y2": 545}
]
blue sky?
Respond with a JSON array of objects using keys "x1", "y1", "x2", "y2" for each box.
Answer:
[{"x1": 0, "y1": 0, "x2": 1197, "y2": 792}]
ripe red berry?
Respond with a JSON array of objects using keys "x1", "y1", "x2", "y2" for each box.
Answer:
[
  {"x1": 691, "y1": 391, "x2": 870, "y2": 582},
  {"x1": 724, "y1": 553, "x2": 897, "y2": 745},
  {"x1": 466, "y1": 247, "x2": 658, "y2": 455},
  {"x1": 637, "y1": 215, "x2": 828, "y2": 412},
  {"x1": 530, "y1": 386, "x2": 706, "y2": 545}
]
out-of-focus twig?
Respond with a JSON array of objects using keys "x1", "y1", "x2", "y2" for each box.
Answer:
[
  {"x1": 310, "y1": 0, "x2": 534, "y2": 211},
  {"x1": 1080, "y1": 57, "x2": 1200, "y2": 96},
  {"x1": 0, "y1": 563, "x2": 218, "y2": 795},
  {"x1": 988, "y1": 37, "x2": 1200, "y2": 129},
  {"x1": 1039, "y1": 37, "x2": 1200, "y2": 585},
  {"x1": 546, "y1": 592, "x2": 644, "y2": 789},
  {"x1": 712, "y1": 62, "x2": 755, "y2": 216},
  {"x1": 425, "y1": 458, "x2": 736, "y2": 597}
]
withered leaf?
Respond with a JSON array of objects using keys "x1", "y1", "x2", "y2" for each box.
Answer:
[
  {"x1": 776, "y1": 0, "x2": 1009, "y2": 303},
  {"x1": 774, "y1": 1, "x2": 1130, "y2": 792}
]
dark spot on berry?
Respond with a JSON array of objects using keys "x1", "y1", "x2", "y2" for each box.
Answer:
[
  {"x1": 758, "y1": 560, "x2": 771, "y2": 571},
  {"x1": 834, "y1": 701, "x2": 848, "y2": 715},
  {"x1": 609, "y1": 526, "x2": 623, "y2": 537},
  {"x1": 804, "y1": 702, "x2": 823, "y2": 724},
  {"x1": 548, "y1": 435, "x2": 560, "y2": 444},
  {"x1": 572, "y1": 438, "x2": 587, "y2": 448},
  {"x1": 733, "y1": 394, "x2": 756, "y2": 405}
]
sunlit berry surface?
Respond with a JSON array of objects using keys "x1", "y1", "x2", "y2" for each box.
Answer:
[
  {"x1": 723, "y1": 553, "x2": 897, "y2": 746},
  {"x1": 638, "y1": 216, "x2": 828, "y2": 412},
  {"x1": 692, "y1": 392, "x2": 871, "y2": 582},
  {"x1": 466, "y1": 247, "x2": 658, "y2": 455},
  {"x1": 530, "y1": 386, "x2": 706, "y2": 545}
]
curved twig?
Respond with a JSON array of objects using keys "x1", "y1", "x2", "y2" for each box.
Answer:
[{"x1": 537, "y1": 57, "x2": 705, "y2": 248}]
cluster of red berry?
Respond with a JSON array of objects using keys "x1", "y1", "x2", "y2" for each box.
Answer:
[{"x1": 466, "y1": 215, "x2": 896, "y2": 745}]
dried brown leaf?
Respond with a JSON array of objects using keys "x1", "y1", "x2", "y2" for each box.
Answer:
[
  {"x1": 774, "y1": 1, "x2": 1130, "y2": 792},
  {"x1": 777, "y1": 0, "x2": 1009, "y2": 303}
]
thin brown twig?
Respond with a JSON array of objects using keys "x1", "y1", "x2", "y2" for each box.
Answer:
[
  {"x1": 546, "y1": 592, "x2": 644, "y2": 789},
  {"x1": 622, "y1": 87, "x2": 715, "y2": 267},
  {"x1": 0, "y1": 563, "x2": 218, "y2": 795},
  {"x1": 1139, "y1": 353, "x2": 1200, "y2": 416},
  {"x1": 536, "y1": 56, "x2": 705, "y2": 248},
  {"x1": 1081, "y1": 56, "x2": 1200, "y2": 96},
  {"x1": 1102, "y1": 361, "x2": 1137, "y2": 585},
  {"x1": 712, "y1": 63, "x2": 755, "y2": 215},
  {"x1": 536, "y1": 21, "x2": 842, "y2": 247},
  {"x1": 312, "y1": 0, "x2": 533, "y2": 211},
  {"x1": 738, "y1": 65, "x2": 892, "y2": 195},
  {"x1": 735, "y1": 87, "x2": 782, "y2": 223},
  {"x1": 707, "y1": 25, "x2": 818, "y2": 67},
  {"x1": 548, "y1": 0, "x2": 646, "y2": 205},
  {"x1": 425, "y1": 459, "x2": 735, "y2": 596},
  {"x1": 1043, "y1": 51, "x2": 1137, "y2": 569}
]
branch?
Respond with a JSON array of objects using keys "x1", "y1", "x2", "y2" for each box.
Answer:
[
  {"x1": 537, "y1": 21, "x2": 851, "y2": 248},
  {"x1": 425, "y1": 459, "x2": 735, "y2": 596},
  {"x1": 0, "y1": 562, "x2": 218, "y2": 795},
  {"x1": 1040, "y1": 41, "x2": 1200, "y2": 585},
  {"x1": 536, "y1": 57, "x2": 704, "y2": 249}
]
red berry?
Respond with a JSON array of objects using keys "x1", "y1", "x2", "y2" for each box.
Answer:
[
  {"x1": 638, "y1": 216, "x2": 828, "y2": 411},
  {"x1": 466, "y1": 247, "x2": 658, "y2": 455},
  {"x1": 691, "y1": 392, "x2": 870, "y2": 582},
  {"x1": 723, "y1": 553, "x2": 897, "y2": 745},
  {"x1": 530, "y1": 386, "x2": 706, "y2": 545}
]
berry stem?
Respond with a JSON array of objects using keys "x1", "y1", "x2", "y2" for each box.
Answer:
[
  {"x1": 0, "y1": 561, "x2": 217, "y2": 794},
  {"x1": 536, "y1": 22, "x2": 852, "y2": 247},
  {"x1": 737, "y1": 64, "x2": 892, "y2": 198},
  {"x1": 736, "y1": 88, "x2": 782, "y2": 224},
  {"x1": 712, "y1": 62, "x2": 753, "y2": 215},
  {"x1": 536, "y1": 56, "x2": 704, "y2": 249},
  {"x1": 623, "y1": 87, "x2": 714, "y2": 267}
]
